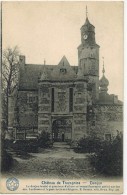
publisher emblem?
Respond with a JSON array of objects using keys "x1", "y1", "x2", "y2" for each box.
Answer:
[{"x1": 6, "y1": 178, "x2": 19, "y2": 191}]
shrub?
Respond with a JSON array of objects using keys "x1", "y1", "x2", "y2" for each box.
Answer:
[
  {"x1": 12, "y1": 139, "x2": 39, "y2": 153},
  {"x1": 38, "y1": 131, "x2": 52, "y2": 148},
  {"x1": 74, "y1": 136, "x2": 102, "y2": 153},
  {"x1": 90, "y1": 135, "x2": 123, "y2": 176},
  {"x1": 1, "y1": 140, "x2": 13, "y2": 172},
  {"x1": 10, "y1": 131, "x2": 52, "y2": 152},
  {"x1": 4, "y1": 139, "x2": 14, "y2": 149}
]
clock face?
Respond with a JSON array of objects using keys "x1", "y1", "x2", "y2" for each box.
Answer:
[{"x1": 83, "y1": 34, "x2": 88, "y2": 40}]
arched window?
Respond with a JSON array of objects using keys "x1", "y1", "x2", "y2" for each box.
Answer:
[{"x1": 60, "y1": 68, "x2": 67, "y2": 74}]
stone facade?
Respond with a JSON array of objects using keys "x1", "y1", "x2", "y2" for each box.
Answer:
[{"x1": 8, "y1": 13, "x2": 123, "y2": 141}]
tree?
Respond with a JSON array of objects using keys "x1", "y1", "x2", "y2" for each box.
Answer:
[
  {"x1": 90, "y1": 134, "x2": 123, "y2": 176},
  {"x1": 2, "y1": 46, "x2": 20, "y2": 128}
]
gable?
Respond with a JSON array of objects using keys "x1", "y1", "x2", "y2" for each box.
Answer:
[{"x1": 51, "y1": 56, "x2": 77, "y2": 80}]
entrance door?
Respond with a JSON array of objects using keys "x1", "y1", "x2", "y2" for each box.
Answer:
[
  {"x1": 62, "y1": 133, "x2": 64, "y2": 142},
  {"x1": 52, "y1": 118, "x2": 72, "y2": 142}
]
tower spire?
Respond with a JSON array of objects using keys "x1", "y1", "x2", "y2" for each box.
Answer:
[
  {"x1": 44, "y1": 58, "x2": 46, "y2": 65},
  {"x1": 86, "y1": 5, "x2": 88, "y2": 18},
  {"x1": 99, "y1": 57, "x2": 109, "y2": 93},
  {"x1": 102, "y1": 57, "x2": 105, "y2": 75}
]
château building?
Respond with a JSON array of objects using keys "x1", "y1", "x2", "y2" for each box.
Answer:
[{"x1": 8, "y1": 11, "x2": 123, "y2": 142}]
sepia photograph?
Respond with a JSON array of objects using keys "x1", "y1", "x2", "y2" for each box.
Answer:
[{"x1": 0, "y1": 1, "x2": 123, "y2": 193}]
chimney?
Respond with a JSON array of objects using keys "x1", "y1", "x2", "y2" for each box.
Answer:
[{"x1": 19, "y1": 55, "x2": 25, "y2": 69}]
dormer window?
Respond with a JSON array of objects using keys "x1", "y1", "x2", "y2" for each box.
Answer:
[{"x1": 60, "y1": 68, "x2": 67, "y2": 74}]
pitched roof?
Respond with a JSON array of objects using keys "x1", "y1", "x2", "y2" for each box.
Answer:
[
  {"x1": 19, "y1": 60, "x2": 78, "y2": 90},
  {"x1": 81, "y1": 16, "x2": 95, "y2": 31}
]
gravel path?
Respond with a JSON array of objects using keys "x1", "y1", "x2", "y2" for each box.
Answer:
[{"x1": 3, "y1": 142, "x2": 98, "y2": 179}]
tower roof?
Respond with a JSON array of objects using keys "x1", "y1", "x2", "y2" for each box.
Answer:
[
  {"x1": 99, "y1": 75, "x2": 109, "y2": 87},
  {"x1": 99, "y1": 58, "x2": 109, "y2": 92},
  {"x1": 81, "y1": 7, "x2": 95, "y2": 31},
  {"x1": 81, "y1": 17, "x2": 95, "y2": 31}
]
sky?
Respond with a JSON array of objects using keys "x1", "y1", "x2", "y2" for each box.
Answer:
[{"x1": 2, "y1": 1, "x2": 123, "y2": 100}]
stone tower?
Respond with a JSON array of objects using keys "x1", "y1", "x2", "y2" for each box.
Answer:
[
  {"x1": 38, "y1": 67, "x2": 51, "y2": 136},
  {"x1": 99, "y1": 59, "x2": 109, "y2": 94},
  {"x1": 77, "y1": 7, "x2": 100, "y2": 102}
]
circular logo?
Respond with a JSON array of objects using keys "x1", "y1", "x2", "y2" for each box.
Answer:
[{"x1": 6, "y1": 178, "x2": 19, "y2": 191}]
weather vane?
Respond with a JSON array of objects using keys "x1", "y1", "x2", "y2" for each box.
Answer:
[
  {"x1": 86, "y1": 5, "x2": 88, "y2": 18},
  {"x1": 44, "y1": 58, "x2": 46, "y2": 65},
  {"x1": 102, "y1": 57, "x2": 105, "y2": 75}
]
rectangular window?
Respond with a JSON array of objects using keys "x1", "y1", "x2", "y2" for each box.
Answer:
[
  {"x1": 69, "y1": 88, "x2": 73, "y2": 112},
  {"x1": 27, "y1": 94, "x2": 37, "y2": 103},
  {"x1": 51, "y1": 88, "x2": 54, "y2": 112}
]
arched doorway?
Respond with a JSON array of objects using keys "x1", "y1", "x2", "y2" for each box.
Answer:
[{"x1": 52, "y1": 118, "x2": 72, "y2": 142}]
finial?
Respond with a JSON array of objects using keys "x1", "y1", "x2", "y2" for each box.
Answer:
[
  {"x1": 102, "y1": 57, "x2": 105, "y2": 75},
  {"x1": 44, "y1": 58, "x2": 46, "y2": 65},
  {"x1": 86, "y1": 5, "x2": 88, "y2": 18}
]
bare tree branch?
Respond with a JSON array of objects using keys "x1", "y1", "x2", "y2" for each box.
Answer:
[{"x1": 2, "y1": 46, "x2": 20, "y2": 127}]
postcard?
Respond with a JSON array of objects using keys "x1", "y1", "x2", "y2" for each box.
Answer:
[{"x1": 0, "y1": 1, "x2": 123, "y2": 193}]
